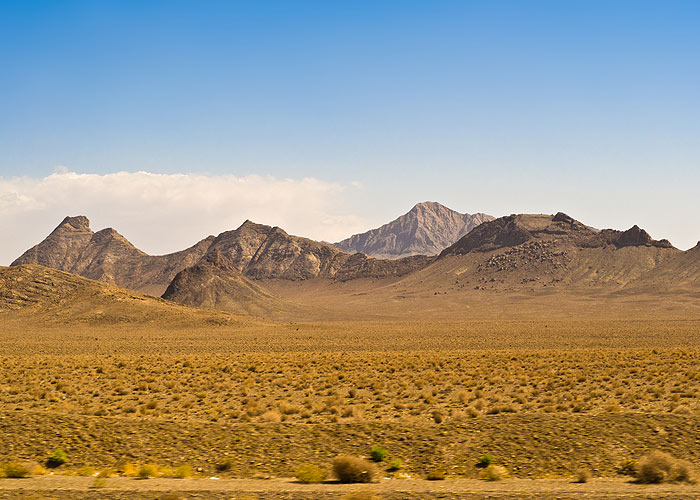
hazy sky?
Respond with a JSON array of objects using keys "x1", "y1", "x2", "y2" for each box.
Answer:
[{"x1": 1, "y1": 1, "x2": 699, "y2": 264}]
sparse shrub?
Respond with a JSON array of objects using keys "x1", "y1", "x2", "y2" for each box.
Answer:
[
  {"x1": 29, "y1": 463, "x2": 47, "y2": 476},
  {"x1": 158, "y1": 465, "x2": 174, "y2": 477},
  {"x1": 260, "y1": 410, "x2": 282, "y2": 422},
  {"x1": 174, "y1": 464, "x2": 193, "y2": 478},
  {"x1": 369, "y1": 446, "x2": 387, "y2": 462},
  {"x1": 636, "y1": 451, "x2": 697, "y2": 484},
  {"x1": 123, "y1": 462, "x2": 137, "y2": 477},
  {"x1": 77, "y1": 465, "x2": 96, "y2": 476},
  {"x1": 295, "y1": 463, "x2": 326, "y2": 483},
  {"x1": 426, "y1": 470, "x2": 446, "y2": 480},
  {"x1": 387, "y1": 459, "x2": 402, "y2": 471},
  {"x1": 618, "y1": 460, "x2": 637, "y2": 476},
  {"x1": 431, "y1": 410, "x2": 444, "y2": 424},
  {"x1": 477, "y1": 453, "x2": 494, "y2": 468},
  {"x1": 480, "y1": 464, "x2": 509, "y2": 481},
  {"x1": 574, "y1": 469, "x2": 592, "y2": 483},
  {"x1": 215, "y1": 459, "x2": 232, "y2": 473},
  {"x1": 138, "y1": 463, "x2": 159, "y2": 479},
  {"x1": 333, "y1": 455, "x2": 376, "y2": 483},
  {"x1": 46, "y1": 448, "x2": 68, "y2": 468},
  {"x1": 2, "y1": 462, "x2": 31, "y2": 478}
]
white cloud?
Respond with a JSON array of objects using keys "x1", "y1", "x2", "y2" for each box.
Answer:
[{"x1": 0, "y1": 169, "x2": 368, "y2": 265}]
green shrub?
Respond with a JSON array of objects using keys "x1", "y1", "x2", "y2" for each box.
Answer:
[
  {"x1": 387, "y1": 459, "x2": 402, "y2": 472},
  {"x1": 636, "y1": 451, "x2": 696, "y2": 484},
  {"x1": 333, "y1": 455, "x2": 376, "y2": 483},
  {"x1": 477, "y1": 453, "x2": 494, "y2": 468},
  {"x1": 369, "y1": 446, "x2": 387, "y2": 462},
  {"x1": 46, "y1": 448, "x2": 68, "y2": 468},
  {"x1": 295, "y1": 463, "x2": 326, "y2": 483},
  {"x1": 480, "y1": 464, "x2": 509, "y2": 481}
]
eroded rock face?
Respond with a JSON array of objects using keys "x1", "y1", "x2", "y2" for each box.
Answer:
[
  {"x1": 335, "y1": 202, "x2": 494, "y2": 259},
  {"x1": 197, "y1": 220, "x2": 434, "y2": 281},
  {"x1": 11, "y1": 216, "x2": 214, "y2": 295},
  {"x1": 161, "y1": 250, "x2": 285, "y2": 316},
  {"x1": 441, "y1": 213, "x2": 676, "y2": 256}
]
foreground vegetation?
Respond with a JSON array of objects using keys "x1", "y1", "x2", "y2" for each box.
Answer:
[{"x1": 1, "y1": 318, "x2": 699, "y2": 485}]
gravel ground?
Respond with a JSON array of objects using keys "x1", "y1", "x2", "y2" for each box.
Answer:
[{"x1": 1, "y1": 476, "x2": 699, "y2": 499}]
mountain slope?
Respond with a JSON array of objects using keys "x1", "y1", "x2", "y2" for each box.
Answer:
[
  {"x1": 432, "y1": 212, "x2": 679, "y2": 290},
  {"x1": 0, "y1": 264, "x2": 236, "y2": 325},
  {"x1": 162, "y1": 251, "x2": 297, "y2": 317},
  {"x1": 625, "y1": 242, "x2": 700, "y2": 293},
  {"x1": 335, "y1": 201, "x2": 494, "y2": 258},
  {"x1": 12, "y1": 216, "x2": 214, "y2": 295},
  {"x1": 199, "y1": 220, "x2": 433, "y2": 281}
]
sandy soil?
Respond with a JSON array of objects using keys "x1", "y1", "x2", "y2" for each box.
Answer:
[{"x1": 1, "y1": 476, "x2": 700, "y2": 499}]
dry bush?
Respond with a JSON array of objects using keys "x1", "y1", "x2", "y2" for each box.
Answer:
[
  {"x1": 636, "y1": 451, "x2": 696, "y2": 484},
  {"x1": 333, "y1": 455, "x2": 376, "y2": 483},
  {"x1": 174, "y1": 464, "x2": 193, "y2": 478},
  {"x1": 480, "y1": 464, "x2": 509, "y2": 481},
  {"x1": 426, "y1": 470, "x2": 446, "y2": 480},
  {"x1": 295, "y1": 463, "x2": 326, "y2": 483},
  {"x1": 1, "y1": 462, "x2": 31, "y2": 478},
  {"x1": 122, "y1": 462, "x2": 137, "y2": 477},
  {"x1": 3, "y1": 346, "x2": 700, "y2": 425},
  {"x1": 260, "y1": 410, "x2": 282, "y2": 423},
  {"x1": 574, "y1": 469, "x2": 592, "y2": 483},
  {"x1": 138, "y1": 463, "x2": 159, "y2": 479},
  {"x1": 77, "y1": 465, "x2": 96, "y2": 476}
]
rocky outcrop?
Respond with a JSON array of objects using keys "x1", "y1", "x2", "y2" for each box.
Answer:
[
  {"x1": 162, "y1": 251, "x2": 287, "y2": 316},
  {"x1": 195, "y1": 220, "x2": 433, "y2": 281},
  {"x1": 11, "y1": 216, "x2": 214, "y2": 295},
  {"x1": 335, "y1": 202, "x2": 493, "y2": 259},
  {"x1": 442, "y1": 213, "x2": 676, "y2": 256}
]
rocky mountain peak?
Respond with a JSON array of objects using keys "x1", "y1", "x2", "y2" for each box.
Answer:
[
  {"x1": 57, "y1": 215, "x2": 91, "y2": 232},
  {"x1": 335, "y1": 202, "x2": 494, "y2": 259}
]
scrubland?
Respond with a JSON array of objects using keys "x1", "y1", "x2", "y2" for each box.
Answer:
[{"x1": 1, "y1": 317, "x2": 700, "y2": 490}]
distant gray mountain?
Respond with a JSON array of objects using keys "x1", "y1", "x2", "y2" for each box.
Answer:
[{"x1": 335, "y1": 202, "x2": 494, "y2": 259}]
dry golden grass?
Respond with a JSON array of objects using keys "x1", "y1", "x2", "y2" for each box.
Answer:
[
  {"x1": 2, "y1": 276, "x2": 700, "y2": 482},
  {"x1": 0, "y1": 347, "x2": 698, "y2": 423}
]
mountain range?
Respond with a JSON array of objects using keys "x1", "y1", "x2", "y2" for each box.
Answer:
[
  {"x1": 8, "y1": 204, "x2": 700, "y2": 319},
  {"x1": 12, "y1": 215, "x2": 213, "y2": 295}
]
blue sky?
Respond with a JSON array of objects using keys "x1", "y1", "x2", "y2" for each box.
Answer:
[{"x1": 1, "y1": 1, "x2": 699, "y2": 262}]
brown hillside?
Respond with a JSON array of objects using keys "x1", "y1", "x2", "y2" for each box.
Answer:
[
  {"x1": 162, "y1": 251, "x2": 300, "y2": 317},
  {"x1": 12, "y1": 216, "x2": 214, "y2": 295},
  {"x1": 624, "y1": 241, "x2": 700, "y2": 293},
  {"x1": 435, "y1": 212, "x2": 679, "y2": 290},
  {"x1": 0, "y1": 264, "x2": 236, "y2": 326}
]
